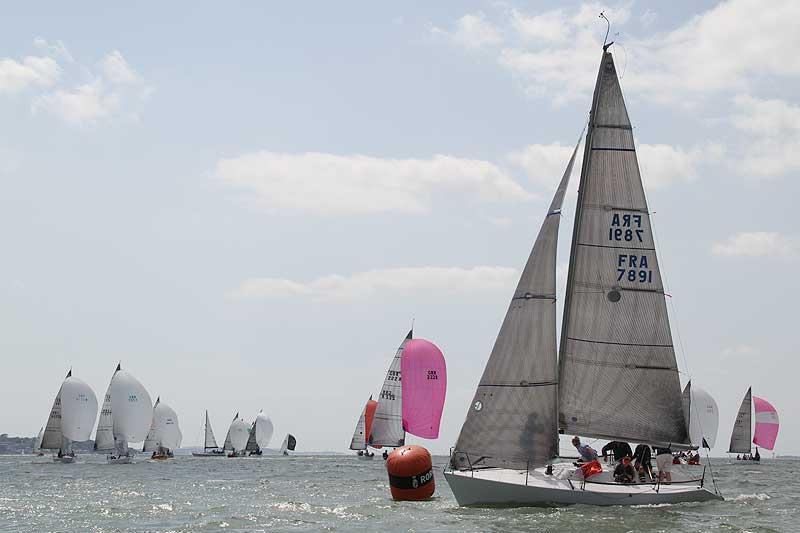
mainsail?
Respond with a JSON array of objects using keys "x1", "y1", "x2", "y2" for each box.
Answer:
[
  {"x1": 401, "y1": 339, "x2": 447, "y2": 439},
  {"x1": 41, "y1": 370, "x2": 68, "y2": 450},
  {"x1": 558, "y1": 50, "x2": 688, "y2": 446},
  {"x1": 728, "y1": 387, "x2": 752, "y2": 453},
  {"x1": 94, "y1": 368, "x2": 116, "y2": 451},
  {"x1": 752, "y1": 395, "x2": 779, "y2": 451},
  {"x1": 369, "y1": 330, "x2": 412, "y2": 448},
  {"x1": 349, "y1": 397, "x2": 377, "y2": 450},
  {"x1": 203, "y1": 410, "x2": 218, "y2": 450},
  {"x1": 451, "y1": 134, "x2": 580, "y2": 469}
]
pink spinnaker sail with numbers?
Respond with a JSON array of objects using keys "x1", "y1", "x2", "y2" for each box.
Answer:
[
  {"x1": 752, "y1": 396, "x2": 779, "y2": 450},
  {"x1": 401, "y1": 339, "x2": 446, "y2": 439}
]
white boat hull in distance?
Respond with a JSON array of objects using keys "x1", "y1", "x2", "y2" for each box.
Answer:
[
  {"x1": 107, "y1": 455, "x2": 134, "y2": 465},
  {"x1": 444, "y1": 467, "x2": 722, "y2": 507},
  {"x1": 53, "y1": 456, "x2": 76, "y2": 464},
  {"x1": 357, "y1": 454, "x2": 375, "y2": 460}
]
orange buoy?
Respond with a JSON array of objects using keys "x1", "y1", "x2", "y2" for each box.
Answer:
[{"x1": 386, "y1": 445, "x2": 435, "y2": 500}]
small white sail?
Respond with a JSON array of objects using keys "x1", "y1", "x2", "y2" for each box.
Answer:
[
  {"x1": 228, "y1": 418, "x2": 250, "y2": 452},
  {"x1": 204, "y1": 410, "x2": 218, "y2": 449},
  {"x1": 33, "y1": 427, "x2": 44, "y2": 454},
  {"x1": 682, "y1": 382, "x2": 719, "y2": 449}
]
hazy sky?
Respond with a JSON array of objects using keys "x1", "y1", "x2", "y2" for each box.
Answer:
[{"x1": 1, "y1": 1, "x2": 797, "y2": 455}]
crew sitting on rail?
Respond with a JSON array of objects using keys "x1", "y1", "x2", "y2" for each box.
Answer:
[
  {"x1": 571, "y1": 437, "x2": 598, "y2": 463},
  {"x1": 613, "y1": 456, "x2": 636, "y2": 483},
  {"x1": 601, "y1": 441, "x2": 633, "y2": 463}
]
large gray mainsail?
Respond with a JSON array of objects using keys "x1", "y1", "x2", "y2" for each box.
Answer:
[
  {"x1": 94, "y1": 365, "x2": 119, "y2": 451},
  {"x1": 728, "y1": 387, "x2": 752, "y2": 453},
  {"x1": 557, "y1": 50, "x2": 688, "y2": 446},
  {"x1": 245, "y1": 419, "x2": 259, "y2": 452},
  {"x1": 451, "y1": 135, "x2": 581, "y2": 470},
  {"x1": 369, "y1": 329, "x2": 412, "y2": 448}
]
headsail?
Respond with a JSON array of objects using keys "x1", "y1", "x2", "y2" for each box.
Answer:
[
  {"x1": 59, "y1": 375, "x2": 98, "y2": 443},
  {"x1": 204, "y1": 410, "x2": 218, "y2": 450},
  {"x1": 369, "y1": 330, "x2": 412, "y2": 447},
  {"x1": 349, "y1": 397, "x2": 377, "y2": 450},
  {"x1": 94, "y1": 368, "x2": 116, "y2": 451},
  {"x1": 557, "y1": 50, "x2": 688, "y2": 446},
  {"x1": 451, "y1": 133, "x2": 581, "y2": 469},
  {"x1": 752, "y1": 396, "x2": 779, "y2": 450},
  {"x1": 281, "y1": 433, "x2": 297, "y2": 452},
  {"x1": 728, "y1": 387, "x2": 752, "y2": 453},
  {"x1": 401, "y1": 338, "x2": 447, "y2": 439}
]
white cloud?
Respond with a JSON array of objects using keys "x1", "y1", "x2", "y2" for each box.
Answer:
[
  {"x1": 0, "y1": 55, "x2": 60, "y2": 92},
  {"x1": 440, "y1": 0, "x2": 800, "y2": 105},
  {"x1": 507, "y1": 142, "x2": 581, "y2": 191},
  {"x1": 216, "y1": 151, "x2": 533, "y2": 215},
  {"x1": 229, "y1": 266, "x2": 519, "y2": 302},
  {"x1": 711, "y1": 232, "x2": 796, "y2": 257},
  {"x1": 431, "y1": 12, "x2": 503, "y2": 49},
  {"x1": 730, "y1": 95, "x2": 800, "y2": 178},
  {"x1": 33, "y1": 50, "x2": 151, "y2": 125}
]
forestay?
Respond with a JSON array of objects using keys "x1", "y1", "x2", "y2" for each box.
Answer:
[
  {"x1": 728, "y1": 387, "x2": 752, "y2": 453},
  {"x1": 558, "y1": 50, "x2": 688, "y2": 446},
  {"x1": 451, "y1": 133, "x2": 580, "y2": 469},
  {"x1": 369, "y1": 330, "x2": 412, "y2": 448}
]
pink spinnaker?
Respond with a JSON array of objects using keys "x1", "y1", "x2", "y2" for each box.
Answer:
[
  {"x1": 401, "y1": 339, "x2": 446, "y2": 439},
  {"x1": 752, "y1": 396, "x2": 779, "y2": 450}
]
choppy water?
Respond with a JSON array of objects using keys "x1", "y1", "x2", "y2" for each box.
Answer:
[{"x1": 0, "y1": 454, "x2": 797, "y2": 532}]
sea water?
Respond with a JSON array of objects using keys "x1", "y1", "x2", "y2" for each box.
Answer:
[{"x1": 0, "y1": 454, "x2": 797, "y2": 532}]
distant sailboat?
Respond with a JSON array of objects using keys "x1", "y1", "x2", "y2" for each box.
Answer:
[
  {"x1": 192, "y1": 410, "x2": 226, "y2": 457},
  {"x1": 280, "y1": 434, "x2": 297, "y2": 456},
  {"x1": 349, "y1": 397, "x2": 378, "y2": 459},
  {"x1": 224, "y1": 415, "x2": 250, "y2": 457},
  {"x1": 445, "y1": 42, "x2": 722, "y2": 506},
  {"x1": 682, "y1": 382, "x2": 720, "y2": 449},
  {"x1": 32, "y1": 427, "x2": 44, "y2": 456},
  {"x1": 94, "y1": 363, "x2": 153, "y2": 464},
  {"x1": 143, "y1": 397, "x2": 183, "y2": 460},
  {"x1": 245, "y1": 411, "x2": 274, "y2": 456},
  {"x1": 41, "y1": 369, "x2": 98, "y2": 463},
  {"x1": 369, "y1": 330, "x2": 413, "y2": 450},
  {"x1": 729, "y1": 387, "x2": 779, "y2": 461}
]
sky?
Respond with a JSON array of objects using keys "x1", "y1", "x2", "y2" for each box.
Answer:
[{"x1": 1, "y1": 0, "x2": 798, "y2": 456}]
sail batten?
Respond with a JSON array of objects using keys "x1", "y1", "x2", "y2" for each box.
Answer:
[
  {"x1": 557, "y1": 51, "x2": 688, "y2": 446},
  {"x1": 451, "y1": 131, "x2": 582, "y2": 470}
]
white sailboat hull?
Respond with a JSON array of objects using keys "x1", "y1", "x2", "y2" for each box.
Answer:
[
  {"x1": 52, "y1": 455, "x2": 76, "y2": 464},
  {"x1": 444, "y1": 467, "x2": 722, "y2": 507}
]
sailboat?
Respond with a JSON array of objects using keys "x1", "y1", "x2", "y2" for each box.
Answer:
[
  {"x1": 41, "y1": 369, "x2": 99, "y2": 463},
  {"x1": 245, "y1": 411, "x2": 274, "y2": 456},
  {"x1": 192, "y1": 410, "x2": 226, "y2": 456},
  {"x1": 349, "y1": 397, "x2": 378, "y2": 459},
  {"x1": 143, "y1": 397, "x2": 183, "y2": 460},
  {"x1": 223, "y1": 414, "x2": 250, "y2": 457},
  {"x1": 32, "y1": 427, "x2": 44, "y2": 456},
  {"x1": 444, "y1": 44, "x2": 722, "y2": 506},
  {"x1": 368, "y1": 330, "x2": 413, "y2": 453},
  {"x1": 728, "y1": 387, "x2": 779, "y2": 461},
  {"x1": 280, "y1": 434, "x2": 297, "y2": 456},
  {"x1": 94, "y1": 363, "x2": 153, "y2": 464}
]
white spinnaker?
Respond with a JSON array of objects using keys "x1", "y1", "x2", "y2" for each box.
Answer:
[
  {"x1": 228, "y1": 418, "x2": 250, "y2": 451},
  {"x1": 255, "y1": 412, "x2": 274, "y2": 449},
  {"x1": 688, "y1": 386, "x2": 719, "y2": 449},
  {"x1": 60, "y1": 376, "x2": 98, "y2": 442},
  {"x1": 110, "y1": 370, "x2": 153, "y2": 443},
  {"x1": 157, "y1": 401, "x2": 182, "y2": 450}
]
